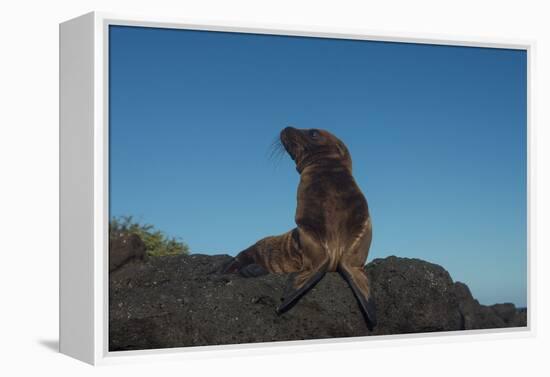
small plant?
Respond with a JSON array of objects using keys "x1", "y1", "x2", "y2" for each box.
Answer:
[{"x1": 110, "y1": 216, "x2": 190, "y2": 256}]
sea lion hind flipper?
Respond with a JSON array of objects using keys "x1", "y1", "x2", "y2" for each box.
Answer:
[
  {"x1": 338, "y1": 265, "x2": 377, "y2": 331},
  {"x1": 276, "y1": 260, "x2": 329, "y2": 314}
]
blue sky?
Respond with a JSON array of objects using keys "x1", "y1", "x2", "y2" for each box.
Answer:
[{"x1": 109, "y1": 26, "x2": 527, "y2": 307}]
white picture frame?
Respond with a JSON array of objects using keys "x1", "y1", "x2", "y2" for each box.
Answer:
[{"x1": 59, "y1": 11, "x2": 534, "y2": 365}]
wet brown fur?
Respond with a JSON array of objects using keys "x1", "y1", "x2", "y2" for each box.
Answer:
[{"x1": 223, "y1": 127, "x2": 376, "y2": 329}]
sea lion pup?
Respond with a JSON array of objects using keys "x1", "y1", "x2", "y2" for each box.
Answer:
[
  {"x1": 223, "y1": 127, "x2": 376, "y2": 330},
  {"x1": 109, "y1": 232, "x2": 147, "y2": 272}
]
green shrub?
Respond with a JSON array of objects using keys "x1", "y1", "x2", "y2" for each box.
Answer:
[{"x1": 110, "y1": 216, "x2": 190, "y2": 256}]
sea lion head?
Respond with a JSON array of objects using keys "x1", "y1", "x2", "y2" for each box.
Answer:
[{"x1": 280, "y1": 126, "x2": 352, "y2": 173}]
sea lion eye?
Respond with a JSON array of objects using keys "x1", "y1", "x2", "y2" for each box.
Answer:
[{"x1": 309, "y1": 130, "x2": 320, "y2": 139}]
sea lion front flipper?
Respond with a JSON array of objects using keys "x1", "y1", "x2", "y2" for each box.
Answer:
[
  {"x1": 239, "y1": 263, "x2": 269, "y2": 277},
  {"x1": 219, "y1": 258, "x2": 242, "y2": 274},
  {"x1": 219, "y1": 258, "x2": 268, "y2": 277},
  {"x1": 276, "y1": 259, "x2": 329, "y2": 314},
  {"x1": 220, "y1": 243, "x2": 260, "y2": 274},
  {"x1": 338, "y1": 264, "x2": 377, "y2": 331}
]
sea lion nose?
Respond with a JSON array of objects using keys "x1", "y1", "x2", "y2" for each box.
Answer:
[{"x1": 281, "y1": 126, "x2": 295, "y2": 138}]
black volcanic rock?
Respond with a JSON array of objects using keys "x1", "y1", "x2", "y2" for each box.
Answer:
[
  {"x1": 365, "y1": 256, "x2": 463, "y2": 334},
  {"x1": 109, "y1": 253, "x2": 527, "y2": 351},
  {"x1": 453, "y1": 281, "x2": 506, "y2": 329}
]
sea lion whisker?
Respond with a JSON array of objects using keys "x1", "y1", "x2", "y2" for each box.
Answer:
[
  {"x1": 267, "y1": 137, "x2": 287, "y2": 167},
  {"x1": 267, "y1": 136, "x2": 283, "y2": 155},
  {"x1": 268, "y1": 146, "x2": 283, "y2": 162},
  {"x1": 270, "y1": 143, "x2": 285, "y2": 158}
]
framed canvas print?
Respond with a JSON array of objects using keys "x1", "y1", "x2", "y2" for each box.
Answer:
[{"x1": 59, "y1": 12, "x2": 533, "y2": 365}]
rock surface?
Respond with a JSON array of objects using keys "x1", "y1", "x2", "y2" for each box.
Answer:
[{"x1": 109, "y1": 254, "x2": 527, "y2": 351}]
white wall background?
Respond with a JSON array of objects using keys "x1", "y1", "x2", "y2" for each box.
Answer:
[{"x1": 0, "y1": 0, "x2": 548, "y2": 375}]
